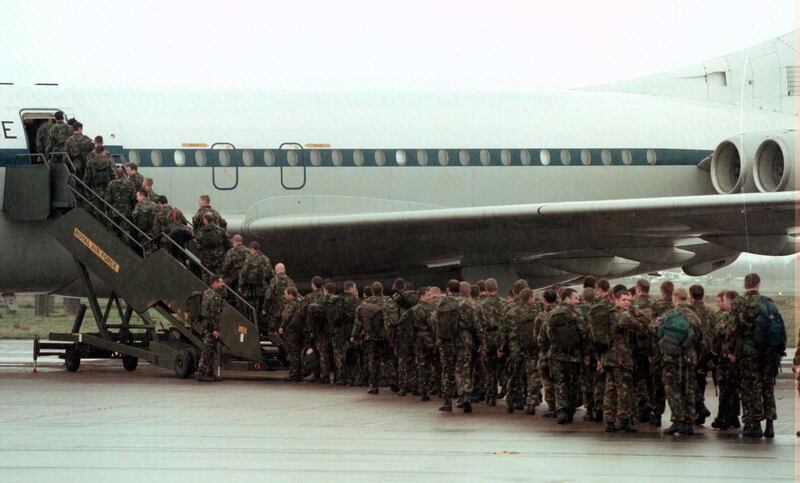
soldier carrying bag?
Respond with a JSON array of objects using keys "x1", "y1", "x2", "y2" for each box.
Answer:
[
  {"x1": 548, "y1": 307, "x2": 581, "y2": 353},
  {"x1": 516, "y1": 309, "x2": 538, "y2": 351},
  {"x1": 306, "y1": 302, "x2": 327, "y2": 335},
  {"x1": 588, "y1": 302, "x2": 612, "y2": 354},
  {"x1": 658, "y1": 310, "x2": 692, "y2": 357},
  {"x1": 435, "y1": 298, "x2": 460, "y2": 341},
  {"x1": 751, "y1": 297, "x2": 787, "y2": 376},
  {"x1": 357, "y1": 302, "x2": 384, "y2": 340}
]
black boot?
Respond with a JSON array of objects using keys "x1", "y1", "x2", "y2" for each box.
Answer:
[
  {"x1": 663, "y1": 421, "x2": 682, "y2": 435},
  {"x1": 463, "y1": 401, "x2": 473, "y2": 413},
  {"x1": 421, "y1": 393, "x2": 430, "y2": 402},
  {"x1": 649, "y1": 416, "x2": 662, "y2": 428},
  {"x1": 487, "y1": 398, "x2": 496, "y2": 407},
  {"x1": 615, "y1": 418, "x2": 638, "y2": 433},
  {"x1": 439, "y1": 399, "x2": 453, "y2": 412},
  {"x1": 694, "y1": 407, "x2": 710, "y2": 426},
  {"x1": 543, "y1": 409, "x2": 557, "y2": 418},
  {"x1": 506, "y1": 404, "x2": 515, "y2": 414},
  {"x1": 730, "y1": 417, "x2": 741, "y2": 429},
  {"x1": 604, "y1": 421, "x2": 617, "y2": 432},
  {"x1": 583, "y1": 413, "x2": 594, "y2": 421},
  {"x1": 367, "y1": 387, "x2": 379, "y2": 394},
  {"x1": 678, "y1": 421, "x2": 694, "y2": 435},
  {"x1": 742, "y1": 422, "x2": 763, "y2": 438},
  {"x1": 398, "y1": 388, "x2": 407, "y2": 396},
  {"x1": 525, "y1": 404, "x2": 536, "y2": 416},
  {"x1": 764, "y1": 420, "x2": 774, "y2": 439},
  {"x1": 556, "y1": 411, "x2": 569, "y2": 425},
  {"x1": 594, "y1": 409, "x2": 604, "y2": 422}
]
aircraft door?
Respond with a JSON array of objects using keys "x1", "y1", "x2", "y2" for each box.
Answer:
[
  {"x1": 279, "y1": 142, "x2": 306, "y2": 190},
  {"x1": 211, "y1": 142, "x2": 239, "y2": 190},
  {"x1": 19, "y1": 109, "x2": 74, "y2": 162}
]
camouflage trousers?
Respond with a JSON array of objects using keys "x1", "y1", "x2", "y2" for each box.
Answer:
[
  {"x1": 331, "y1": 331, "x2": 349, "y2": 384},
  {"x1": 551, "y1": 360, "x2": 581, "y2": 414},
  {"x1": 315, "y1": 334, "x2": 332, "y2": 382},
  {"x1": 650, "y1": 360, "x2": 666, "y2": 417},
  {"x1": 739, "y1": 357, "x2": 777, "y2": 422},
  {"x1": 633, "y1": 356, "x2": 652, "y2": 418},
  {"x1": 580, "y1": 356, "x2": 597, "y2": 412},
  {"x1": 662, "y1": 361, "x2": 696, "y2": 423},
  {"x1": 197, "y1": 333, "x2": 219, "y2": 377},
  {"x1": 363, "y1": 339, "x2": 389, "y2": 391},
  {"x1": 472, "y1": 348, "x2": 485, "y2": 400},
  {"x1": 694, "y1": 362, "x2": 710, "y2": 417},
  {"x1": 716, "y1": 359, "x2": 740, "y2": 424},
  {"x1": 603, "y1": 365, "x2": 634, "y2": 423},
  {"x1": 539, "y1": 359, "x2": 556, "y2": 411},
  {"x1": 285, "y1": 333, "x2": 304, "y2": 378},
  {"x1": 395, "y1": 338, "x2": 416, "y2": 392},
  {"x1": 456, "y1": 344, "x2": 474, "y2": 400},
  {"x1": 593, "y1": 365, "x2": 605, "y2": 411},
  {"x1": 525, "y1": 356, "x2": 543, "y2": 407},
  {"x1": 439, "y1": 343, "x2": 457, "y2": 399},
  {"x1": 414, "y1": 332, "x2": 436, "y2": 395},
  {"x1": 481, "y1": 344, "x2": 500, "y2": 402},
  {"x1": 506, "y1": 351, "x2": 526, "y2": 409},
  {"x1": 439, "y1": 342, "x2": 473, "y2": 400},
  {"x1": 238, "y1": 288, "x2": 264, "y2": 327},
  {"x1": 199, "y1": 251, "x2": 224, "y2": 283}
]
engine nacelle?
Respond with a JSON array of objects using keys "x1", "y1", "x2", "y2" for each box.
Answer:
[
  {"x1": 753, "y1": 131, "x2": 795, "y2": 192},
  {"x1": 710, "y1": 137, "x2": 755, "y2": 194}
]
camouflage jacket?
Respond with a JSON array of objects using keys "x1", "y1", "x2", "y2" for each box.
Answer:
[
  {"x1": 727, "y1": 290, "x2": 774, "y2": 360},
  {"x1": 84, "y1": 153, "x2": 115, "y2": 192},
  {"x1": 431, "y1": 295, "x2": 479, "y2": 348},
  {"x1": 36, "y1": 121, "x2": 51, "y2": 154},
  {"x1": 714, "y1": 310, "x2": 734, "y2": 359},
  {"x1": 195, "y1": 223, "x2": 227, "y2": 251},
  {"x1": 509, "y1": 302, "x2": 540, "y2": 356},
  {"x1": 46, "y1": 122, "x2": 73, "y2": 154},
  {"x1": 351, "y1": 295, "x2": 396, "y2": 342},
  {"x1": 128, "y1": 172, "x2": 144, "y2": 192},
  {"x1": 220, "y1": 245, "x2": 248, "y2": 286},
  {"x1": 633, "y1": 295, "x2": 655, "y2": 320},
  {"x1": 131, "y1": 199, "x2": 157, "y2": 234},
  {"x1": 478, "y1": 294, "x2": 503, "y2": 349},
  {"x1": 153, "y1": 204, "x2": 189, "y2": 236},
  {"x1": 280, "y1": 296, "x2": 304, "y2": 336},
  {"x1": 238, "y1": 251, "x2": 273, "y2": 292},
  {"x1": 64, "y1": 134, "x2": 94, "y2": 169},
  {"x1": 200, "y1": 287, "x2": 224, "y2": 333},
  {"x1": 263, "y1": 272, "x2": 295, "y2": 319},
  {"x1": 658, "y1": 303, "x2": 702, "y2": 366},
  {"x1": 339, "y1": 293, "x2": 361, "y2": 339},
  {"x1": 539, "y1": 304, "x2": 590, "y2": 363},
  {"x1": 688, "y1": 300, "x2": 718, "y2": 362},
  {"x1": 411, "y1": 301, "x2": 435, "y2": 334},
  {"x1": 602, "y1": 306, "x2": 640, "y2": 369},
  {"x1": 192, "y1": 205, "x2": 226, "y2": 233},
  {"x1": 106, "y1": 177, "x2": 136, "y2": 217},
  {"x1": 652, "y1": 297, "x2": 674, "y2": 319}
]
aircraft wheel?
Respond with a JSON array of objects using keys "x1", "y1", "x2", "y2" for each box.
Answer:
[
  {"x1": 174, "y1": 350, "x2": 194, "y2": 379},
  {"x1": 65, "y1": 349, "x2": 81, "y2": 372},
  {"x1": 122, "y1": 355, "x2": 139, "y2": 372}
]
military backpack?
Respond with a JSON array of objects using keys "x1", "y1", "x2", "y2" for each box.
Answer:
[
  {"x1": 184, "y1": 290, "x2": 205, "y2": 332},
  {"x1": 357, "y1": 302, "x2": 384, "y2": 340},
  {"x1": 548, "y1": 306, "x2": 582, "y2": 353},
  {"x1": 480, "y1": 297, "x2": 503, "y2": 332},
  {"x1": 306, "y1": 302, "x2": 327, "y2": 334},
  {"x1": 658, "y1": 310, "x2": 693, "y2": 357},
  {"x1": 324, "y1": 296, "x2": 343, "y2": 330},
  {"x1": 516, "y1": 308, "x2": 538, "y2": 350},
  {"x1": 588, "y1": 301, "x2": 612, "y2": 353},
  {"x1": 435, "y1": 297, "x2": 461, "y2": 341}
]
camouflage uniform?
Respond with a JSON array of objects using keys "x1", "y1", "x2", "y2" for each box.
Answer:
[
  {"x1": 390, "y1": 290, "x2": 418, "y2": 394},
  {"x1": 262, "y1": 272, "x2": 294, "y2": 336},
  {"x1": 105, "y1": 176, "x2": 136, "y2": 224},
  {"x1": 432, "y1": 295, "x2": 479, "y2": 405},
  {"x1": 713, "y1": 309, "x2": 740, "y2": 428},
  {"x1": 577, "y1": 302, "x2": 598, "y2": 417},
  {"x1": 280, "y1": 296, "x2": 304, "y2": 379},
  {"x1": 238, "y1": 251, "x2": 273, "y2": 325},
  {"x1": 727, "y1": 290, "x2": 780, "y2": 424},
  {"x1": 478, "y1": 294, "x2": 503, "y2": 405},
  {"x1": 412, "y1": 300, "x2": 436, "y2": 396},
  {"x1": 46, "y1": 122, "x2": 73, "y2": 157},
  {"x1": 131, "y1": 199, "x2": 157, "y2": 243},
  {"x1": 128, "y1": 172, "x2": 144, "y2": 192},
  {"x1": 84, "y1": 152, "x2": 115, "y2": 201},
  {"x1": 194, "y1": 222, "x2": 227, "y2": 280},
  {"x1": 192, "y1": 205, "x2": 226, "y2": 234},
  {"x1": 153, "y1": 203, "x2": 189, "y2": 237},
  {"x1": 221, "y1": 245, "x2": 248, "y2": 290},
  {"x1": 197, "y1": 287, "x2": 224, "y2": 378},
  {"x1": 688, "y1": 300, "x2": 717, "y2": 423},
  {"x1": 658, "y1": 304, "x2": 702, "y2": 425},
  {"x1": 64, "y1": 133, "x2": 94, "y2": 178},
  {"x1": 632, "y1": 296, "x2": 655, "y2": 422},
  {"x1": 649, "y1": 297, "x2": 674, "y2": 421},
  {"x1": 351, "y1": 294, "x2": 393, "y2": 391},
  {"x1": 506, "y1": 301, "x2": 540, "y2": 412},
  {"x1": 35, "y1": 121, "x2": 51, "y2": 155},
  {"x1": 602, "y1": 306, "x2": 639, "y2": 425},
  {"x1": 539, "y1": 304, "x2": 590, "y2": 419},
  {"x1": 333, "y1": 293, "x2": 360, "y2": 385}
]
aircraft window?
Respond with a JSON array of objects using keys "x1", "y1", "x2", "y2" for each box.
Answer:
[
  {"x1": 519, "y1": 149, "x2": 530, "y2": 166},
  {"x1": 580, "y1": 149, "x2": 591, "y2": 165},
  {"x1": 195, "y1": 150, "x2": 207, "y2": 167},
  {"x1": 539, "y1": 149, "x2": 551, "y2": 165},
  {"x1": 332, "y1": 150, "x2": 343, "y2": 166},
  {"x1": 353, "y1": 149, "x2": 365, "y2": 166},
  {"x1": 374, "y1": 150, "x2": 386, "y2": 166},
  {"x1": 459, "y1": 149, "x2": 470, "y2": 166},
  {"x1": 560, "y1": 149, "x2": 571, "y2": 165},
  {"x1": 396, "y1": 150, "x2": 407, "y2": 166},
  {"x1": 128, "y1": 150, "x2": 140, "y2": 166},
  {"x1": 218, "y1": 150, "x2": 231, "y2": 167},
  {"x1": 438, "y1": 150, "x2": 449, "y2": 166},
  {"x1": 174, "y1": 150, "x2": 186, "y2": 167},
  {"x1": 501, "y1": 149, "x2": 512, "y2": 166},
  {"x1": 264, "y1": 150, "x2": 275, "y2": 166},
  {"x1": 622, "y1": 149, "x2": 632, "y2": 165},
  {"x1": 417, "y1": 150, "x2": 428, "y2": 166},
  {"x1": 150, "y1": 150, "x2": 162, "y2": 167},
  {"x1": 647, "y1": 149, "x2": 657, "y2": 165},
  {"x1": 480, "y1": 149, "x2": 491, "y2": 166},
  {"x1": 601, "y1": 149, "x2": 612, "y2": 165},
  {"x1": 242, "y1": 150, "x2": 254, "y2": 166},
  {"x1": 287, "y1": 150, "x2": 299, "y2": 167},
  {"x1": 310, "y1": 150, "x2": 322, "y2": 166}
]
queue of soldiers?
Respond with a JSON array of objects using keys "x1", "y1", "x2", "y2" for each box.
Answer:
[{"x1": 44, "y1": 117, "x2": 792, "y2": 438}]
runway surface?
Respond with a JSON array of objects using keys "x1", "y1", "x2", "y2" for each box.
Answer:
[{"x1": 1, "y1": 340, "x2": 798, "y2": 482}]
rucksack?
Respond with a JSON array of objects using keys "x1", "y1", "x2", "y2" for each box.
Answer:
[
  {"x1": 548, "y1": 307, "x2": 582, "y2": 352},
  {"x1": 480, "y1": 297, "x2": 502, "y2": 331},
  {"x1": 398, "y1": 308, "x2": 417, "y2": 335},
  {"x1": 306, "y1": 302, "x2": 327, "y2": 334},
  {"x1": 184, "y1": 290, "x2": 204, "y2": 332},
  {"x1": 752, "y1": 299, "x2": 787, "y2": 353},
  {"x1": 324, "y1": 296, "x2": 343, "y2": 329},
  {"x1": 435, "y1": 298, "x2": 461, "y2": 341},
  {"x1": 516, "y1": 308, "x2": 538, "y2": 350},
  {"x1": 658, "y1": 310, "x2": 693, "y2": 357},
  {"x1": 392, "y1": 291, "x2": 416, "y2": 310},
  {"x1": 357, "y1": 302, "x2": 384, "y2": 340},
  {"x1": 588, "y1": 301, "x2": 612, "y2": 352}
]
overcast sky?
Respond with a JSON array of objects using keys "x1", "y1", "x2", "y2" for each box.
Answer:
[{"x1": 1, "y1": 0, "x2": 796, "y2": 92}]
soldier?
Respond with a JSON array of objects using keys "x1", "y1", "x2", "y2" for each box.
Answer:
[
  {"x1": 142, "y1": 177, "x2": 158, "y2": 201},
  {"x1": 83, "y1": 143, "x2": 115, "y2": 201},
  {"x1": 221, "y1": 235, "x2": 248, "y2": 292},
  {"x1": 508, "y1": 288, "x2": 542, "y2": 415},
  {"x1": 659, "y1": 288, "x2": 703, "y2": 435},
  {"x1": 263, "y1": 262, "x2": 294, "y2": 338},
  {"x1": 539, "y1": 288, "x2": 590, "y2": 424},
  {"x1": 125, "y1": 162, "x2": 144, "y2": 192},
  {"x1": 711, "y1": 290, "x2": 741, "y2": 431},
  {"x1": 412, "y1": 287, "x2": 436, "y2": 401},
  {"x1": 332, "y1": 280, "x2": 359, "y2": 385},
  {"x1": 193, "y1": 195, "x2": 226, "y2": 234},
  {"x1": 630, "y1": 279, "x2": 655, "y2": 424},
  {"x1": 154, "y1": 195, "x2": 190, "y2": 250},
  {"x1": 63, "y1": 121, "x2": 93, "y2": 178},
  {"x1": 194, "y1": 212, "x2": 227, "y2": 281},
  {"x1": 688, "y1": 284, "x2": 717, "y2": 426},
  {"x1": 653, "y1": 281, "x2": 675, "y2": 318},
  {"x1": 196, "y1": 275, "x2": 225, "y2": 382},
  {"x1": 500, "y1": 279, "x2": 530, "y2": 414},
  {"x1": 602, "y1": 288, "x2": 639, "y2": 433},
  {"x1": 390, "y1": 278, "x2": 418, "y2": 396},
  {"x1": 351, "y1": 281, "x2": 394, "y2": 394},
  {"x1": 279, "y1": 287, "x2": 304, "y2": 381},
  {"x1": 238, "y1": 241, "x2": 273, "y2": 326},
  {"x1": 46, "y1": 111, "x2": 73, "y2": 159},
  {"x1": 131, "y1": 191, "x2": 157, "y2": 244},
  {"x1": 306, "y1": 281, "x2": 338, "y2": 384},
  {"x1": 728, "y1": 273, "x2": 786, "y2": 438},
  {"x1": 477, "y1": 278, "x2": 503, "y2": 406},
  {"x1": 35, "y1": 118, "x2": 52, "y2": 157},
  {"x1": 106, "y1": 168, "x2": 136, "y2": 226}
]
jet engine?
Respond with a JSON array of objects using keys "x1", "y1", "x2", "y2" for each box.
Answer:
[
  {"x1": 710, "y1": 136, "x2": 755, "y2": 194},
  {"x1": 710, "y1": 131, "x2": 796, "y2": 194},
  {"x1": 753, "y1": 131, "x2": 795, "y2": 192}
]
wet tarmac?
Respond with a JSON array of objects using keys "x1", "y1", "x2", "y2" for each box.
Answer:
[{"x1": 1, "y1": 340, "x2": 798, "y2": 482}]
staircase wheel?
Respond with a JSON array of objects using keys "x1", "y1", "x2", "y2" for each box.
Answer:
[
  {"x1": 174, "y1": 349, "x2": 194, "y2": 379},
  {"x1": 65, "y1": 348, "x2": 81, "y2": 372},
  {"x1": 122, "y1": 355, "x2": 139, "y2": 372}
]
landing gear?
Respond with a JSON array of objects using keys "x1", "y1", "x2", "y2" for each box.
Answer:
[
  {"x1": 122, "y1": 355, "x2": 139, "y2": 372},
  {"x1": 65, "y1": 348, "x2": 81, "y2": 372}
]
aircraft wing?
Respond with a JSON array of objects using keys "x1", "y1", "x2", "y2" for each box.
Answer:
[{"x1": 241, "y1": 191, "x2": 798, "y2": 282}]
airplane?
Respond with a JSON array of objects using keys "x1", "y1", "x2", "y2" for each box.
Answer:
[{"x1": 0, "y1": 32, "x2": 797, "y2": 294}]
